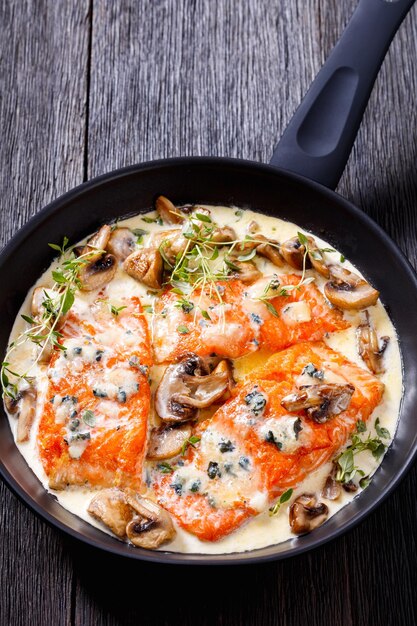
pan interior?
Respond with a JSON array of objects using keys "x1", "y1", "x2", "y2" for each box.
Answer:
[{"x1": 1, "y1": 157, "x2": 416, "y2": 564}]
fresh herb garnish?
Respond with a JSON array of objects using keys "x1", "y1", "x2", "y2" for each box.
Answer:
[
  {"x1": 181, "y1": 435, "x2": 201, "y2": 456},
  {"x1": 336, "y1": 432, "x2": 387, "y2": 484},
  {"x1": 1, "y1": 237, "x2": 100, "y2": 399},
  {"x1": 177, "y1": 325, "x2": 190, "y2": 334},
  {"x1": 158, "y1": 461, "x2": 174, "y2": 474},
  {"x1": 269, "y1": 488, "x2": 293, "y2": 516},
  {"x1": 375, "y1": 417, "x2": 390, "y2": 439},
  {"x1": 110, "y1": 304, "x2": 127, "y2": 316},
  {"x1": 82, "y1": 410, "x2": 96, "y2": 427}
]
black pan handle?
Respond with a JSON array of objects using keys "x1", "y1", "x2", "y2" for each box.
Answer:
[{"x1": 270, "y1": 0, "x2": 415, "y2": 190}]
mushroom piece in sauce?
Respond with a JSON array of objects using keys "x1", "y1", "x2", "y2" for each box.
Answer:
[
  {"x1": 147, "y1": 423, "x2": 193, "y2": 460},
  {"x1": 106, "y1": 227, "x2": 136, "y2": 261},
  {"x1": 229, "y1": 260, "x2": 262, "y2": 284},
  {"x1": 77, "y1": 225, "x2": 117, "y2": 291},
  {"x1": 306, "y1": 236, "x2": 330, "y2": 278},
  {"x1": 123, "y1": 248, "x2": 163, "y2": 289},
  {"x1": 321, "y1": 465, "x2": 342, "y2": 501},
  {"x1": 125, "y1": 491, "x2": 176, "y2": 549},
  {"x1": 88, "y1": 488, "x2": 134, "y2": 538},
  {"x1": 256, "y1": 238, "x2": 285, "y2": 267},
  {"x1": 324, "y1": 265, "x2": 379, "y2": 310},
  {"x1": 289, "y1": 493, "x2": 329, "y2": 534},
  {"x1": 156, "y1": 195, "x2": 183, "y2": 224},
  {"x1": 88, "y1": 488, "x2": 176, "y2": 549},
  {"x1": 281, "y1": 382, "x2": 355, "y2": 423},
  {"x1": 211, "y1": 225, "x2": 237, "y2": 243},
  {"x1": 357, "y1": 311, "x2": 389, "y2": 374},
  {"x1": 155, "y1": 354, "x2": 234, "y2": 422},
  {"x1": 280, "y1": 236, "x2": 310, "y2": 270},
  {"x1": 4, "y1": 386, "x2": 37, "y2": 443}
]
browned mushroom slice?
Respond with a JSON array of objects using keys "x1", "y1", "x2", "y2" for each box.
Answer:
[
  {"x1": 211, "y1": 226, "x2": 237, "y2": 243},
  {"x1": 79, "y1": 253, "x2": 117, "y2": 291},
  {"x1": 147, "y1": 423, "x2": 192, "y2": 460},
  {"x1": 256, "y1": 238, "x2": 285, "y2": 267},
  {"x1": 106, "y1": 228, "x2": 136, "y2": 261},
  {"x1": 124, "y1": 248, "x2": 163, "y2": 289},
  {"x1": 88, "y1": 488, "x2": 133, "y2": 538},
  {"x1": 155, "y1": 354, "x2": 233, "y2": 422},
  {"x1": 357, "y1": 311, "x2": 389, "y2": 374},
  {"x1": 229, "y1": 260, "x2": 262, "y2": 284},
  {"x1": 280, "y1": 236, "x2": 311, "y2": 270},
  {"x1": 125, "y1": 491, "x2": 176, "y2": 549},
  {"x1": 281, "y1": 382, "x2": 355, "y2": 423},
  {"x1": 306, "y1": 236, "x2": 330, "y2": 278},
  {"x1": 321, "y1": 466, "x2": 342, "y2": 500},
  {"x1": 324, "y1": 265, "x2": 379, "y2": 310},
  {"x1": 5, "y1": 386, "x2": 37, "y2": 443},
  {"x1": 289, "y1": 493, "x2": 329, "y2": 534},
  {"x1": 150, "y1": 229, "x2": 190, "y2": 266},
  {"x1": 156, "y1": 195, "x2": 183, "y2": 225},
  {"x1": 84, "y1": 224, "x2": 112, "y2": 252}
]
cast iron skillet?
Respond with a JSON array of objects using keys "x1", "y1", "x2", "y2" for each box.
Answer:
[{"x1": 0, "y1": 0, "x2": 416, "y2": 565}]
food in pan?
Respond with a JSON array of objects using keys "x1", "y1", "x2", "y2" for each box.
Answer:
[{"x1": 2, "y1": 198, "x2": 401, "y2": 553}]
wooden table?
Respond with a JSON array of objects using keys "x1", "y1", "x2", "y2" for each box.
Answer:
[{"x1": 1, "y1": 1, "x2": 416, "y2": 624}]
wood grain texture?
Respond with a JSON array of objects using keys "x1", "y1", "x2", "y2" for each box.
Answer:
[
  {"x1": 0, "y1": 1, "x2": 90, "y2": 625},
  {"x1": 1, "y1": 0, "x2": 417, "y2": 625}
]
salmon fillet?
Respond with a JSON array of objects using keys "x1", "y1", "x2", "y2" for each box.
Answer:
[
  {"x1": 152, "y1": 275, "x2": 348, "y2": 363},
  {"x1": 152, "y1": 342, "x2": 384, "y2": 541},
  {"x1": 38, "y1": 296, "x2": 152, "y2": 490}
]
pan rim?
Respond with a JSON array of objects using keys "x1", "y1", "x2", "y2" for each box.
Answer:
[{"x1": 1, "y1": 155, "x2": 416, "y2": 565}]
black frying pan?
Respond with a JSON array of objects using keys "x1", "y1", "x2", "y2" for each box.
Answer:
[{"x1": 1, "y1": 0, "x2": 416, "y2": 565}]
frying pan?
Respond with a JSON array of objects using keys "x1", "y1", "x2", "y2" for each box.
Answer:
[{"x1": 0, "y1": 0, "x2": 416, "y2": 565}]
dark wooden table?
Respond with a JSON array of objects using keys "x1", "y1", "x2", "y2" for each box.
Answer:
[{"x1": 1, "y1": 1, "x2": 417, "y2": 624}]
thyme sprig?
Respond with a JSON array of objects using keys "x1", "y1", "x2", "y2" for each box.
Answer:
[
  {"x1": 269, "y1": 488, "x2": 293, "y2": 516},
  {"x1": 1, "y1": 238, "x2": 99, "y2": 399}
]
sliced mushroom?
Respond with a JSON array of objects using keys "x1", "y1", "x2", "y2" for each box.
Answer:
[
  {"x1": 88, "y1": 488, "x2": 133, "y2": 538},
  {"x1": 84, "y1": 224, "x2": 112, "y2": 252},
  {"x1": 4, "y1": 386, "x2": 37, "y2": 443},
  {"x1": 289, "y1": 493, "x2": 329, "y2": 534},
  {"x1": 256, "y1": 237, "x2": 285, "y2": 267},
  {"x1": 147, "y1": 423, "x2": 192, "y2": 460},
  {"x1": 306, "y1": 237, "x2": 330, "y2": 278},
  {"x1": 321, "y1": 465, "x2": 342, "y2": 500},
  {"x1": 124, "y1": 248, "x2": 163, "y2": 289},
  {"x1": 211, "y1": 226, "x2": 237, "y2": 243},
  {"x1": 106, "y1": 228, "x2": 136, "y2": 261},
  {"x1": 281, "y1": 382, "x2": 355, "y2": 423},
  {"x1": 280, "y1": 237, "x2": 311, "y2": 270},
  {"x1": 155, "y1": 354, "x2": 233, "y2": 422},
  {"x1": 357, "y1": 311, "x2": 389, "y2": 374},
  {"x1": 156, "y1": 195, "x2": 183, "y2": 225},
  {"x1": 229, "y1": 260, "x2": 262, "y2": 284},
  {"x1": 150, "y1": 229, "x2": 190, "y2": 266},
  {"x1": 324, "y1": 265, "x2": 379, "y2": 310},
  {"x1": 125, "y1": 491, "x2": 176, "y2": 549},
  {"x1": 79, "y1": 252, "x2": 117, "y2": 292}
]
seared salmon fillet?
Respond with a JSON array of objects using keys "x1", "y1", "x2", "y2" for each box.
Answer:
[
  {"x1": 152, "y1": 342, "x2": 384, "y2": 541},
  {"x1": 38, "y1": 297, "x2": 152, "y2": 490},
  {"x1": 152, "y1": 275, "x2": 348, "y2": 363}
]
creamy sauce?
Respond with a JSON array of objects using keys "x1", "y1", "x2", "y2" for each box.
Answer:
[{"x1": 5, "y1": 206, "x2": 403, "y2": 554}]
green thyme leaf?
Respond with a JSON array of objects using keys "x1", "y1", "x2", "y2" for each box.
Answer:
[
  {"x1": 297, "y1": 231, "x2": 309, "y2": 246},
  {"x1": 375, "y1": 418, "x2": 390, "y2": 440},
  {"x1": 177, "y1": 325, "x2": 190, "y2": 334}
]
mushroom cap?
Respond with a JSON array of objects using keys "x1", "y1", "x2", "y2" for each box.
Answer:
[
  {"x1": 147, "y1": 423, "x2": 193, "y2": 460},
  {"x1": 229, "y1": 260, "x2": 262, "y2": 284},
  {"x1": 79, "y1": 253, "x2": 117, "y2": 292},
  {"x1": 306, "y1": 236, "x2": 330, "y2": 278},
  {"x1": 289, "y1": 493, "x2": 329, "y2": 534},
  {"x1": 88, "y1": 488, "x2": 133, "y2": 538},
  {"x1": 123, "y1": 248, "x2": 163, "y2": 289},
  {"x1": 156, "y1": 195, "x2": 183, "y2": 225},
  {"x1": 280, "y1": 237, "x2": 310, "y2": 270},
  {"x1": 155, "y1": 354, "x2": 233, "y2": 422},
  {"x1": 125, "y1": 491, "x2": 176, "y2": 549},
  {"x1": 324, "y1": 265, "x2": 379, "y2": 310},
  {"x1": 5, "y1": 386, "x2": 37, "y2": 443},
  {"x1": 211, "y1": 226, "x2": 237, "y2": 243},
  {"x1": 357, "y1": 311, "x2": 389, "y2": 374},
  {"x1": 107, "y1": 228, "x2": 136, "y2": 261},
  {"x1": 281, "y1": 382, "x2": 355, "y2": 423}
]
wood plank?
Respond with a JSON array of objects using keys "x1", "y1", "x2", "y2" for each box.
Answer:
[{"x1": 0, "y1": 1, "x2": 90, "y2": 624}]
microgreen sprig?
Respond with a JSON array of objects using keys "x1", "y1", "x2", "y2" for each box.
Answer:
[{"x1": 1, "y1": 238, "x2": 99, "y2": 399}]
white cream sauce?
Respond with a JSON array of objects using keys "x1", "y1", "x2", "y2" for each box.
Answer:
[{"x1": 5, "y1": 206, "x2": 403, "y2": 554}]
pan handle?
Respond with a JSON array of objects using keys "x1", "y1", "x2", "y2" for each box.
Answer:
[{"x1": 269, "y1": 0, "x2": 415, "y2": 190}]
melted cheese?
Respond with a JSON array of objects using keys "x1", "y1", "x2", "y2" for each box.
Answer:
[{"x1": 5, "y1": 205, "x2": 403, "y2": 555}]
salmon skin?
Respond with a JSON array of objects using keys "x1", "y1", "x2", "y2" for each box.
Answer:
[
  {"x1": 152, "y1": 342, "x2": 384, "y2": 542},
  {"x1": 152, "y1": 275, "x2": 348, "y2": 363},
  {"x1": 38, "y1": 297, "x2": 152, "y2": 490}
]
